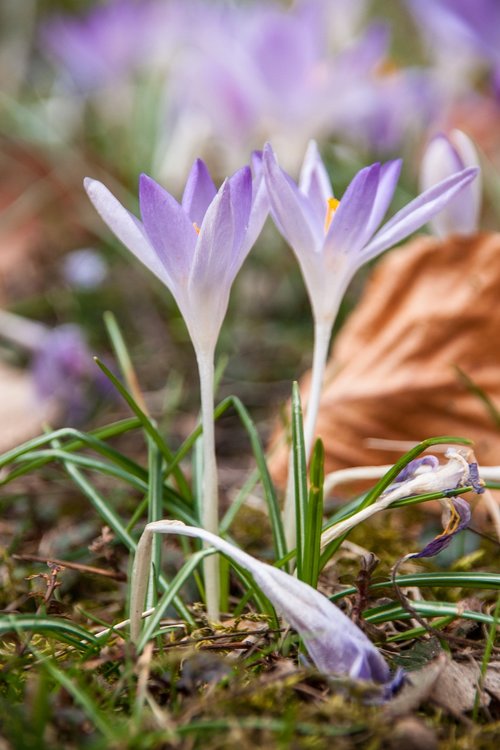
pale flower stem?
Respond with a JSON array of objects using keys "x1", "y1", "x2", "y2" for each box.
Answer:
[
  {"x1": 303, "y1": 319, "x2": 333, "y2": 460},
  {"x1": 196, "y1": 348, "x2": 220, "y2": 621},
  {"x1": 283, "y1": 319, "x2": 332, "y2": 551}
]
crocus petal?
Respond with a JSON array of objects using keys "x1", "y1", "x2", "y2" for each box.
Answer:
[
  {"x1": 190, "y1": 178, "x2": 235, "y2": 289},
  {"x1": 393, "y1": 455, "x2": 440, "y2": 484},
  {"x1": 325, "y1": 163, "x2": 381, "y2": 256},
  {"x1": 360, "y1": 166, "x2": 479, "y2": 262},
  {"x1": 227, "y1": 165, "x2": 253, "y2": 275},
  {"x1": 181, "y1": 158, "x2": 218, "y2": 227},
  {"x1": 299, "y1": 140, "x2": 334, "y2": 222},
  {"x1": 263, "y1": 143, "x2": 322, "y2": 254},
  {"x1": 241, "y1": 155, "x2": 270, "y2": 258},
  {"x1": 132, "y1": 521, "x2": 391, "y2": 684},
  {"x1": 84, "y1": 177, "x2": 172, "y2": 288},
  {"x1": 410, "y1": 497, "x2": 471, "y2": 558},
  {"x1": 420, "y1": 131, "x2": 481, "y2": 237},
  {"x1": 139, "y1": 174, "x2": 197, "y2": 282},
  {"x1": 362, "y1": 159, "x2": 402, "y2": 240}
]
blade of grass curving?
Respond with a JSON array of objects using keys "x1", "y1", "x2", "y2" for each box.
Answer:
[
  {"x1": 13, "y1": 449, "x2": 149, "y2": 491},
  {"x1": 220, "y1": 467, "x2": 260, "y2": 533},
  {"x1": 291, "y1": 383, "x2": 307, "y2": 580},
  {"x1": 302, "y1": 439, "x2": 324, "y2": 588},
  {"x1": 329, "y1": 571, "x2": 500, "y2": 602},
  {"x1": 0, "y1": 615, "x2": 100, "y2": 648},
  {"x1": 0, "y1": 423, "x2": 145, "y2": 484},
  {"x1": 104, "y1": 311, "x2": 148, "y2": 413},
  {"x1": 94, "y1": 357, "x2": 191, "y2": 500},
  {"x1": 386, "y1": 616, "x2": 456, "y2": 643},
  {"x1": 364, "y1": 599, "x2": 499, "y2": 627}
]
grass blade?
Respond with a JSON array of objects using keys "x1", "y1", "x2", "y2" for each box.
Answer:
[
  {"x1": 291, "y1": 382, "x2": 307, "y2": 580},
  {"x1": 302, "y1": 439, "x2": 324, "y2": 588}
]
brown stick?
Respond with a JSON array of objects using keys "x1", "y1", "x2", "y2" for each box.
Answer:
[{"x1": 12, "y1": 554, "x2": 126, "y2": 581}]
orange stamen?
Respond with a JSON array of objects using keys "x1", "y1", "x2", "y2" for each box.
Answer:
[
  {"x1": 324, "y1": 197, "x2": 340, "y2": 232},
  {"x1": 193, "y1": 222, "x2": 201, "y2": 235}
]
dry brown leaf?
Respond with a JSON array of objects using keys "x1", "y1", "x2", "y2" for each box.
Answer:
[
  {"x1": 271, "y1": 233, "x2": 500, "y2": 489},
  {"x1": 0, "y1": 361, "x2": 57, "y2": 453},
  {"x1": 429, "y1": 658, "x2": 485, "y2": 713}
]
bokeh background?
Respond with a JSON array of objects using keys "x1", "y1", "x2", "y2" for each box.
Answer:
[{"x1": 2, "y1": 0, "x2": 500, "y2": 464}]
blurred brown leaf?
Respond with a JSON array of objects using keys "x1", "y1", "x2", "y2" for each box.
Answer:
[{"x1": 271, "y1": 232, "x2": 500, "y2": 485}]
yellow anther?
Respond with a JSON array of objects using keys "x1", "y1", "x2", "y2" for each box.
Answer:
[
  {"x1": 324, "y1": 197, "x2": 340, "y2": 232},
  {"x1": 436, "y1": 500, "x2": 462, "y2": 539},
  {"x1": 193, "y1": 222, "x2": 201, "y2": 235}
]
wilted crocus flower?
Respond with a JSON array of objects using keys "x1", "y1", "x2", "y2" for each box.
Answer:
[
  {"x1": 409, "y1": 496, "x2": 471, "y2": 559},
  {"x1": 320, "y1": 449, "x2": 479, "y2": 549},
  {"x1": 420, "y1": 130, "x2": 481, "y2": 237},
  {"x1": 130, "y1": 520, "x2": 391, "y2": 685},
  {"x1": 85, "y1": 160, "x2": 268, "y2": 620},
  {"x1": 264, "y1": 141, "x2": 478, "y2": 543}
]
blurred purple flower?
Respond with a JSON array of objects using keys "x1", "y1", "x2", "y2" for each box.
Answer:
[
  {"x1": 420, "y1": 130, "x2": 481, "y2": 237},
  {"x1": 85, "y1": 159, "x2": 267, "y2": 356},
  {"x1": 40, "y1": 0, "x2": 167, "y2": 90},
  {"x1": 408, "y1": 0, "x2": 500, "y2": 66},
  {"x1": 32, "y1": 325, "x2": 112, "y2": 424},
  {"x1": 62, "y1": 248, "x2": 108, "y2": 290},
  {"x1": 0, "y1": 310, "x2": 112, "y2": 425}
]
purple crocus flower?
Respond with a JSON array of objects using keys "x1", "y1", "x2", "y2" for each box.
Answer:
[
  {"x1": 85, "y1": 159, "x2": 268, "y2": 621},
  {"x1": 420, "y1": 130, "x2": 481, "y2": 237},
  {"x1": 84, "y1": 160, "x2": 267, "y2": 357},
  {"x1": 131, "y1": 520, "x2": 391, "y2": 685},
  {"x1": 263, "y1": 140, "x2": 478, "y2": 327},
  {"x1": 264, "y1": 140, "x2": 478, "y2": 545}
]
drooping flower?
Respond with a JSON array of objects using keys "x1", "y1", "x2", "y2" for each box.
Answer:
[
  {"x1": 85, "y1": 160, "x2": 268, "y2": 621},
  {"x1": 410, "y1": 496, "x2": 471, "y2": 559},
  {"x1": 130, "y1": 520, "x2": 392, "y2": 685},
  {"x1": 419, "y1": 130, "x2": 481, "y2": 237},
  {"x1": 320, "y1": 448, "x2": 479, "y2": 549}
]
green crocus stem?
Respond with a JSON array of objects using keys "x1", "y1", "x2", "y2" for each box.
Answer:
[
  {"x1": 196, "y1": 347, "x2": 220, "y2": 621},
  {"x1": 283, "y1": 319, "x2": 332, "y2": 551}
]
